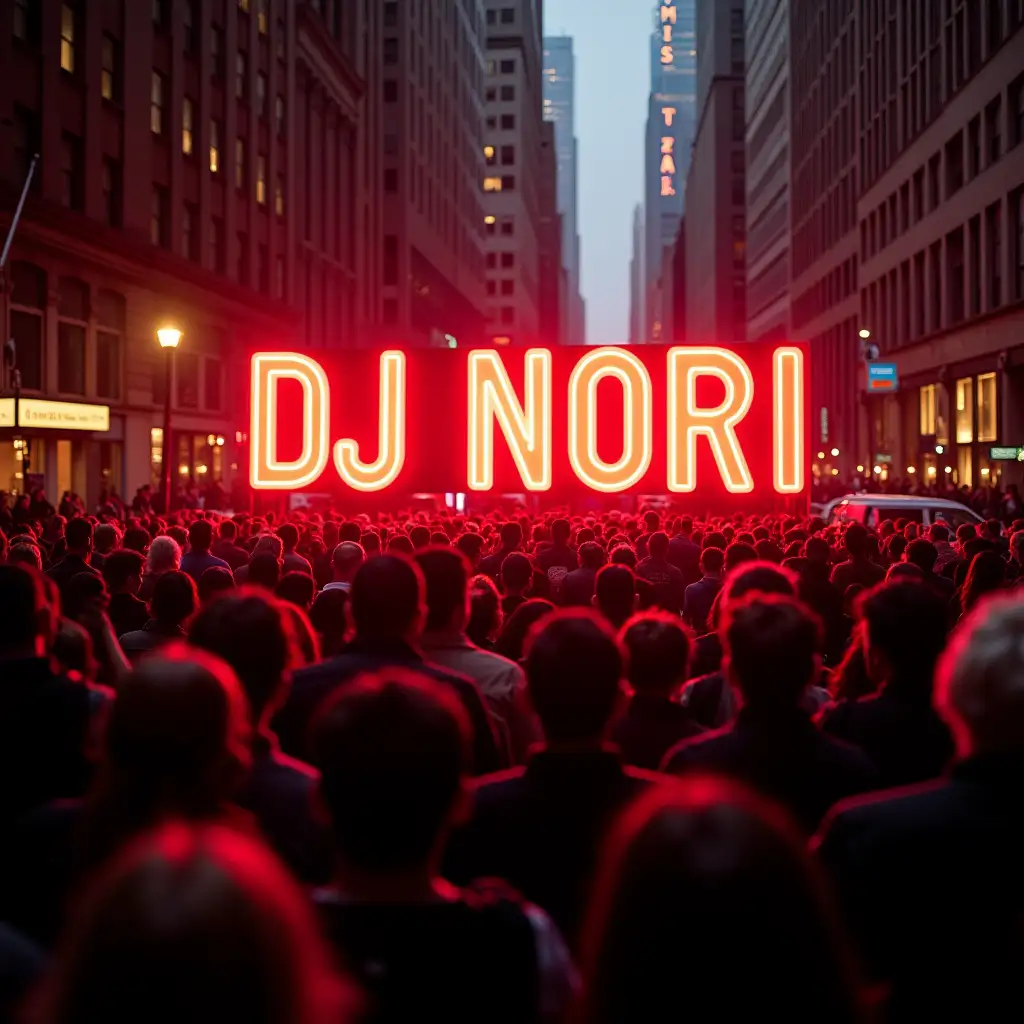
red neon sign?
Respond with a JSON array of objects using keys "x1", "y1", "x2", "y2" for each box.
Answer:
[{"x1": 249, "y1": 344, "x2": 808, "y2": 504}]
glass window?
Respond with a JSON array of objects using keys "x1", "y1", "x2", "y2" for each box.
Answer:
[
  {"x1": 235, "y1": 138, "x2": 245, "y2": 189},
  {"x1": 256, "y1": 73, "x2": 267, "y2": 116},
  {"x1": 177, "y1": 352, "x2": 200, "y2": 409},
  {"x1": 151, "y1": 186, "x2": 167, "y2": 246},
  {"x1": 236, "y1": 51, "x2": 247, "y2": 100},
  {"x1": 210, "y1": 119, "x2": 221, "y2": 173},
  {"x1": 483, "y1": 177, "x2": 502, "y2": 192},
  {"x1": 957, "y1": 445, "x2": 973, "y2": 488},
  {"x1": 13, "y1": 0, "x2": 31, "y2": 41},
  {"x1": 101, "y1": 35, "x2": 118, "y2": 101},
  {"x1": 57, "y1": 322, "x2": 86, "y2": 395},
  {"x1": 10, "y1": 310, "x2": 43, "y2": 391},
  {"x1": 976, "y1": 372, "x2": 998, "y2": 442},
  {"x1": 204, "y1": 358, "x2": 222, "y2": 411},
  {"x1": 257, "y1": 0, "x2": 268, "y2": 34},
  {"x1": 182, "y1": 97, "x2": 194, "y2": 154},
  {"x1": 275, "y1": 95, "x2": 285, "y2": 136},
  {"x1": 96, "y1": 331, "x2": 121, "y2": 400},
  {"x1": 275, "y1": 174, "x2": 284, "y2": 216},
  {"x1": 955, "y1": 377, "x2": 974, "y2": 442},
  {"x1": 919, "y1": 383, "x2": 937, "y2": 436},
  {"x1": 60, "y1": 4, "x2": 75, "y2": 73},
  {"x1": 256, "y1": 154, "x2": 266, "y2": 204},
  {"x1": 151, "y1": 72, "x2": 164, "y2": 134}
]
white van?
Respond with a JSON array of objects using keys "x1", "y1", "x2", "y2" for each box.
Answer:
[{"x1": 823, "y1": 494, "x2": 984, "y2": 530}]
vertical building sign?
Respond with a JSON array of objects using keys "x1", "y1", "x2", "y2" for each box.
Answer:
[{"x1": 659, "y1": 4, "x2": 678, "y2": 198}]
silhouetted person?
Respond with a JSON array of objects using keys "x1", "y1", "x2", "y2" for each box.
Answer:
[
  {"x1": 322, "y1": 542, "x2": 365, "y2": 594},
  {"x1": 594, "y1": 564, "x2": 637, "y2": 631},
  {"x1": 278, "y1": 523, "x2": 312, "y2": 575},
  {"x1": 682, "y1": 546, "x2": 723, "y2": 634},
  {"x1": 198, "y1": 565, "x2": 235, "y2": 604},
  {"x1": 119, "y1": 571, "x2": 198, "y2": 662},
  {"x1": 211, "y1": 518, "x2": 249, "y2": 570},
  {"x1": 478, "y1": 522, "x2": 523, "y2": 583},
  {"x1": 831, "y1": 523, "x2": 885, "y2": 592},
  {"x1": 635, "y1": 532, "x2": 685, "y2": 612},
  {"x1": 499, "y1": 552, "x2": 533, "y2": 619},
  {"x1": 179, "y1": 519, "x2": 230, "y2": 583},
  {"x1": 562, "y1": 542, "x2": 607, "y2": 607},
  {"x1": 492, "y1": 599, "x2": 556, "y2": 663},
  {"x1": 535, "y1": 518, "x2": 578, "y2": 602},
  {"x1": 102, "y1": 549, "x2": 149, "y2": 637},
  {"x1": 46, "y1": 518, "x2": 100, "y2": 601}
]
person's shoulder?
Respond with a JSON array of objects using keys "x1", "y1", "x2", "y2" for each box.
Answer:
[
  {"x1": 622, "y1": 764, "x2": 671, "y2": 787},
  {"x1": 470, "y1": 766, "x2": 529, "y2": 805},
  {"x1": 661, "y1": 724, "x2": 732, "y2": 772}
]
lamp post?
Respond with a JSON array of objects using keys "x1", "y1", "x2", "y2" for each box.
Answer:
[{"x1": 156, "y1": 327, "x2": 182, "y2": 514}]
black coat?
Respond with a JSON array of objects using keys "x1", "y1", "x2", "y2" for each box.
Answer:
[{"x1": 612, "y1": 693, "x2": 704, "y2": 771}]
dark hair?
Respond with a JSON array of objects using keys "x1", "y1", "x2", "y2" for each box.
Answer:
[
  {"x1": 103, "y1": 549, "x2": 145, "y2": 591},
  {"x1": 123, "y1": 527, "x2": 150, "y2": 554},
  {"x1": 830, "y1": 632, "x2": 876, "y2": 702},
  {"x1": 339, "y1": 521, "x2": 362, "y2": 544},
  {"x1": 724, "y1": 542, "x2": 758, "y2": 573},
  {"x1": 703, "y1": 531, "x2": 727, "y2": 551},
  {"x1": 198, "y1": 566, "x2": 236, "y2": 604},
  {"x1": 360, "y1": 531, "x2": 381, "y2": 556},
  {"x1": 610, "y1": 544, "x2": 637, "y2": 568},
  {"x1": 188, "y1": 519, "x2": 214, "y2": 553},
  {"x1": 493, "y1": 598, "x2": 554, "y2": 661},
  {"x1": 621, "y1": 612, "x2": 690, "y2": 695},
  {"x1": 274, "y1": 571, "x2": 316, "y2": 610},
  {"x1": 648, "y1": 531, "x2": 669, "y2": 559},
  {"x1": 467, "y1": 575, "x2": 501, "y2": 648},
  {"x1": 904, "y1": 539, "x2": 938, "y2": 573},
  {"x1": 65, "y1": 517, "x2": 94, "y2": 554},
  {"x1": 39, "y1": 823, "x2": 349, "y2": 1024},
  {"x1": 218, "y1": 519, "x2": 237, "y2": 541},
  {"x1": 578, "y1": 780, "x2": 862, "y2": 1023},
  {"x1": 524, "y1": 610, "x2": 624, "y2": 743},
  {"x1": 551, "y1": 518, "x2": 571, "y2": 544},
  {"x1": 579, "y1": 541, "x2": 607, "y2": 571},
  {"x1": 501, "y1": 551, "x2": 533, "y2": 591},
  {"x1": 189, "y1": 591, "x2": 296, "y2": 722},
  {"x1": 247, "y1": 553, "x2": 282, "y2": 590},
  {"x1": 64, "y1": 572, "x2": 109, "y2": 621},
  {"x1": 414, "y1": 547, "x2": 470, "y2": 633},
  {"x1": 387, "y1": 534, "x2": 414, "y2": 556},
  {"x1": 150, "y1": 571, "x2": 198, "y2": 627},
  {"x1": 929, "y1": 522, "x2": 950, "y2": 543},
  {"x1": 409, "y1": 525, "x2": 431, "y2": 549},
  {"x1": 724, "y1": 561, "x2": 797, "y2": 607},
  {"x1": 699, "y1": 546, "x2": 724, "y2": 575},
  {"x1": 961, "y1": 550, "x2": 1006, "y2": 615},
  {"x1": 723, "y1": 594, "x2": 821, "y2": 710},
  {"x1": 309, "y1": 589, "x2": 349, "y2": 658},
  {"x1": 500, "y1": 521, "x2": 523, "y2": 548},
  {"x1": 311, "y1": 671, "x2": 470, "y2": 871},
  {"x1": 859, "y1": 580, "x2": 949, "y2": 694},
  {"x1": 843, "y1": 523, "x2": 869, "y2": 557},
  {"x1": 456, "y1": 532, "x2": 484, "y2": 566},
  {"x1": 595, "y1": 565, "x2": 636, "y2": 632},
  {"x1": 277, "y1": 523, "x2": 299, "y2": 551},
  {"x1": 350, "y1": 555, "x2": 423, "y2": 641}
]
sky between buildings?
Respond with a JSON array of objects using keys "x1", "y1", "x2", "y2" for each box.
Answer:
[{"x1": 544, "y1": 0, "x2": 650, "y2": 345}]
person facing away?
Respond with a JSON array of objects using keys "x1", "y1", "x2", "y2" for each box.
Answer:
[
  {"x1": 663, "y1": 594, "x2": 878, "y2": 834},
  {"x1": 211, "y1": 518, "x2": 250, "y2": 571},
  {"x1": 188, "y1": 590, "x2": 333, "y2": 884},
  {"x1": 118, "y1": 570, "x2": 198, "y2": 663},
  {"x1": 444, "y1": 610, "x2": 666, "y2": 949},
  {"x1": 831, "y1": 523, "x2": 886, "y2": 592},
  {"x1": 562, "y1": 542, "x2": 607, "y2": 607},
  {"x1": 322, "y1": 541, "x2": 365, "y2": 593},
  {"x1": 612, "y1": 612, "x2": 704, "y2": 770},
  {"x1": 310, "y1": 671, "x2": 575, "y2": 1024},
  {"x1": 815, "y1": 596, "x2": 1024, "y2": 1023},
  {"x1": 179, "y1": 519, "x2": 230, "y2": 583},
  {"x1": 416, "y1": 548, "x2": 539, "y2": 765},
  {"x1": 478, "y1": 522, "x2": 523, "y2": 583},
  {"x1": 33, "y1": 823, "x2": 354, "y2": 1024},
  {"x1": 278, "y1": 523, "x2": 313, "y2": 576},
  {"x1": 818, "y1": 581, "x2": 954, "y2": 787},
  {"x1": 101, "y1": 549, "x2": 150, "y2": 638},
  {"x1": 139, "y1": 535, "x2": 182, "y2": 603},
  {"x1": 534, "y1": 518, "x2": 578, "y2": 603},
  {"x1": 576, "y1": 779, "x2": 863, "y2": 1024},
  {"x1": 275, "y1": 555, "x2": 501, "y2": 775},
  {"x1": 635, "y1": 531, "x2": 686, "y2": 613},
  {"x1": 682, "y1": 545, "x2": 723, "y2": 635},
  {"x1": 499, "y1": 552, "x2": 533, "y2": 619},
  {"x1": 593, "y1": 564, "x2": 638, "y2": 632},
  {"x1": 46, "y1": 517, "x2": 101, "y2": 601}
]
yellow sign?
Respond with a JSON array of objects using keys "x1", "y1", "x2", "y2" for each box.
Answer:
[{"x1": 0, "y1": 398, "x2": 111, "y2": 432}]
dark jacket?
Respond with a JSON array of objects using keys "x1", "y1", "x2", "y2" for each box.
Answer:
[
  {"x1": 444, "y1": 748, "x2": 663, "y2": 947},
  {"x1": 282, "y1": 550, "x2": 313, "y2": 575},
  {"x1": 830, "y1": 556, "x2": 885, "y2": 593},
  {"x1": 663, "y1": 707, "x2": 879, "y2": 833},
  {"x1": 682, "y1": 576, "x2": 721, "y2": 634},
  {"x1": 561, "y1": 566, "x2": 599, "y2": 607},
  {"x1": 635, "y1": 557, "x2": 686, "y2": 612},
  {"x1": 275, "y1": 638, "x2": 502, "y2": 775},
  {"x1": 46, "y1": 554, "x2": 101, "y2": 600},
  {"x1": 117, "y1": 621, "x2": 188, "y2": 662},
  {"x1": 797, "y1": 565, "x2": 846, "y2": 665},
  {"x1": 106, "y1": 592, "x2": 150, "y2": 638},
  {"x1": 818, "y1": 684, "x2": 955, "y2": 788},
  {"x1": 179, "y1": 550, "x2": 231, "y2": 582},
  {"x1": 667, "y1": 535, "x2": 701, "y2": 585},
  {"x1": 815, "y1": 755, "x2": 1024, "y2": 1022},
  {"x1": 211, "y1": 540, "x2": 250, "y2": 571},
  {"x1": 612, "y1": 693, "x2": 704, "y2": 771},
  {"x1": 478, "y1": 547, "x2": 519, "y2": 583}
]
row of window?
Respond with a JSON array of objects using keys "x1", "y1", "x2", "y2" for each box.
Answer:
[
  {"x1": 486, "y1": 279, "x2": 517, "y2": 297},
  {"x1": 484, "y1": 144, "x2": 516, "y2": 166},
  {"x1": 486, "y1": 85, "x2": 517, "y2": 103},
  {"x1": 486, "y1": 9, "x2": 517, "y2": 27},
  {"x1": 919, "y1": 374, "x2": 999, "y2": 447},
  {"x1": 485, "y1": 252, "x2": 516, "y2": 270},
  {"x1": 483, "y1": 175, "x2": 516, "y2": 192}
]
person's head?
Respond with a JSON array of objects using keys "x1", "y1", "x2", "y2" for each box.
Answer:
[
  {"x1": 803, "y1": 535, "x2": 830, "y2": 566},
  {"x1": 64, "y1": 572, "x2": 109, "y2": 621},
  {"x1": 277, "y1": 523, "x2": 299, "y2": 553},
  {"x1": 904, "y1": 538, "x2": 938, "y2": 574},
  {"x1": 723, "y1": 594, "x2": 821, "y2": 713},
  {"x1": 407, "y1": 524, "x2": 430, "y2": 550},
  {"x1": 455, "y1": 532, "x2": 484, "y2": 568},
  {"x1": 500, "y1": 551, "x2": 533, "y2": 595},
  {"x1": 0, "y1": 566, "x2": 54, "y2": 659},
  {"x1": 499, "y1": 521, "x2": 522, "y2": 550},
  {"x1": 146, "y1": 535, "x2": 182, "y2": 576},
  {"x1": 956, "y1": 523, "x2": 977, "y2": 547},
  {"x1": 338, "y1": 521, "x2": 361, "y2": 544},
  {"x1": 722, "y1": 561, "x2": 797, "y2": 614},
  {"x1": 524, "y1": 610, "x2": 625, "y2": 745},
  {"x1": 387, "y1": 533, "x2": 414, "y2": 556},
  {"x1": 723, "y1": 541, "x2": 758, "y2": 573},
  {"x1": 189, "y1": 591, "x2": 298, "y2": 728},
  {"x1": 647, "y1": 531, "x2": 669, "y2": 559},
  {"x1": 394, "y1": 542, "x2": 457, "y2": 626},
  {"x1": 610, "y1": 544, "x2": 637, "y2": 568},
  {"x1": 247, "y1": 552, "x2": 282, "y2": 590},
  {"x1": 595, "y1": 564, "x2": 637, "y2": 631},
  {"x1": 1011, "y1": 530, "x2": 1024, "y2": 565},
  {"x1": 929, "y1": 522, "x2": 950, "y2": 544},
  {"x1": 493, "y1": 598, "x2": 555, "y2": 662},
  {"x1": 39, "y1": 823, "x2": 351, "y2": 1024},
  {"x1": 122, "y1": 527, "x2": 150, "y2": 555},
  {"x1": 620, "y1": 612, "x2": 690, "y2": 697},
  {"x1": 311, "y1": 670, "x2": 470, "y2": 875},
  {"x1": 551, "y1": 518, "x2": 571, "y2": 546},
  {"x1": 350, "y1": 555, "x2": 424, "y2": 644},
  {"x1": 274, "y1": 571, "x2": 316, "y2": 611},
  {"x1": 843, "y1": 522, "x2": 869, "y2": 558},
  {"x1": 859, "y1": 580, "x2": 949, "y2": 694},
  {"x1": 578, "y1": 780, "x2": 860, "y2": 1024},
  {"x1": 218, "y1": 519, "x2": 237, "y2": 543},
  {"x1": 103, "y1": 549, "x2": 145, "y2": 596},
  {"x1": 9, "y1": 542, "x2": 43, "y2": 572},
  {"x1": 699, "y1": 546, "x2": 724, "y2": 577},
  {"x1": 252, "y1": 533, "x2": 285, "y2": 561},
  {"x1": 579, "y1": 541, "x2": 607, "y2": 571},
  {"x1": 188, "y1": 519, "x2": 214, "y2": 555},
  {"x1": 308, "y1": 588, "x2": 349, "y2": 657},
  {"x1": 94, "y1": 522, "x2": 121, "y2": 555},
  {"x1": 150, "y1": 571, "x2": 198, "y2": 629},
  {"x1": 938, "y1": 597, "x2": 1024, "y2": 758},
  {"x1": 467, "y1": 574, "x2": 502, "y2": 647},
  {"x1": 961, "y1": 550, "x2": 1006, "y2": 613},
  {"x1": 65, "y1": 517, "x2": 94, "y2": 557},
  {"x1": 198, "y1": 566, "x2": 235, "y2": 604}
]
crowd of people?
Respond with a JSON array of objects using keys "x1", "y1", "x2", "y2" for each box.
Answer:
[{"x1": 0, "y1": 489, "x2": 1023, "y2": 1022}]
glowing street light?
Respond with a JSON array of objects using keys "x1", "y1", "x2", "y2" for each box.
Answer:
[
  {"x1": 858, "y1": 328, "x2": 871, "y2": 339},
  {"x1": 856, "y1": 464, "x2": 865, "y2": 473},
  {"x1": 817, "y1": 451, "x2": 826, "y2": 460},
  {"x1": 156, "y1": 326, "x2": 182, "y2": 513},
  {"x1": 830, "y1": 447, "x2": 840, "y2": 457},
  {"x1": 907, "y1": 466, "x2": 916, "y2": 474}
]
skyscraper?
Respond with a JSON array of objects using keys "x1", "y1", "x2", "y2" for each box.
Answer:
[
  {"x1": 629, "y1": 203, "x2": 646, "y2": 344},
  {"x1": 542, "y1": 36, "x2": 584, "y2": 345},
  {"x1": 642, "y1": 0, "x2": 696, "y2": 343}
]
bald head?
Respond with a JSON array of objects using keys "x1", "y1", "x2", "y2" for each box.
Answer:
[{"x1": 332, "y1": 542, "x2": 366, "y2": 584}]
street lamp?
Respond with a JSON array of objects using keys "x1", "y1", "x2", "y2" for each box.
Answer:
[
  {"x1": 157, "y1": 326, "x2": 182, "y2": 514},
  {"x1": 858, "y1": 328, "x2": 872, "y2": 339},
  {"x1": 830, "y1": 447, "x2": 840, "y2": 457}
]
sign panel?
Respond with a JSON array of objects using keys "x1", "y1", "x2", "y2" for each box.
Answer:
[
  {"x1": 248, "y1": 344, "x2": 808, "y2": 508},
  {"x1": 866, "y1": 362, "x2": 899, "y2": 393},
  {"x1": 989, "y1": 446, "x2": 1024, "y2": 462},
  {"x1": 0, "y1": 398, "x2": 111, "y2": 432}
]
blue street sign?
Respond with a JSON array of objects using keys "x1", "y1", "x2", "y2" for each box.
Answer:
[{"x1": 867, "y1": 362, "x2": 898, "y2": 393}]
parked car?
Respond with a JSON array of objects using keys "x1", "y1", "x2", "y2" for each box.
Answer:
[{"x1": 823, "y1": 493, "x2": 984, "y2": 529}]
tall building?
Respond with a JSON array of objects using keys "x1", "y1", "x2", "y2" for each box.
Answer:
[
  {"x1": 789, "y1": 0, "x2": 859, "y2": 472},
  {"x1": 542, "y1": 35, "x2": 584, "y2": 344},
  {"x1": 537, "y1": 119, "x2": 565, "y2": 345},
  {"x1": 852, "y1": 0, "x2": 1024, "y2": 490},
  {"x1": 482, "y1": 0, "x2": 544, "y2": 347},
  {"x1": 374, "y1": 0, "x2": 488, "y2": 347},
  {"x1": 684, "y1": 0, "x2": 746, "y2": 346},
  {"x1": 0, "y1": 0, "x2": 362, "y2": 503},
  {"x1": 642, "y1": 0, "x2": 696, "y2": 343},
  {"x1": 744, "y1": 0, "x2": 790, "y2": 344},
  {"x1": 628, "y1": 202, "x2": 645, "y2": 344}
]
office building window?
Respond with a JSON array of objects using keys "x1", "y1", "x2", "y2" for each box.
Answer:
[
  {"x1": 151, "y1": 72, "x2": 165, "y2": 135},
  {"x1": 1012, "y1": 75, "x2": 1024, "y2": 147},
  {"x1": 13, "y1": 0, "x2": 33, "y2": 42},
  {"x1": 256, "y1": 154, "x2": 266, "y2": 204},
  {"x1": 183, "y1": 203, "x2": 199, "y2": 261},
  {"x1": 177, "y1": 352, "x2": 200, "y2": 409},
  {"x1": 275, "y1": 95, "x2": 285, "y2": 136},
  {"x1": 384, "y1": 38, "x2": 398, "y2": 64},
  {"x1": 9, "y1": 263, "x2": 45, "y2": 391},
  {"x1": 57, "y1": 277, "x2": 88, "y2": 396},
  {"x1": 500, "y1": 8, "x2": 514, "y2": 24},
  {"x1": 235, "y1": 137, "x2": 246, "y2": 189},
  {"x1": 257, "y1": 0, "x2": 268, "y2": 34},
  {"x1": 275, "y1": 174, "x2": 284, "y2": 215},
  {"x1": 501, "y1": 175, "x2": 516, "y2": 190},
  {"x1": 483, "y1": 177, "x2": 502, "y2": 192},
  {"x1": 977, "y1": 372, "x2": 998, "y2": 442},
  {"x1": 501, "y1": 145, "x2": 514, "y2": 164},
  {"x1": 1014, "y1": 188, "x2": 1024, "y2": 300},
  {"x1": 500, "y1": 85, "x2": 515, "y2": 101},
  {"x1": 210, "y1": 119, "x2": 221, "y2": 173},
  {"x1": 501, "y1": 280, "x2": 514, "y2": 296},
  {"x1": 501, "y1": 306, "x2": 514, "y2": 324},
  {"x1": 501, "y1": 252, "x2": 514, "y2": 269},
  {"x1": 956, "y1": 377, "x2": 974, "y2": 442},
  {"x1": 101, "y1": 35, "x2": 118, "y2": 101},
  {"x1": 275, "y1": 18, "x2": 285, "y2": 60},
  {"x1": 211, "y1": 26, "x2": 224, "y2": 79},
  {"x1": 96, "y1": 318, "x2": 122, "y2": 401},
  {"x1": 153, "y1": 0, "x2": 167, "y2": 28},
  {"x1": 101, "y1": 157, "x2": 121, "y2": 226},
  {"x1": 59, "y1": 4, "x2": 75, "y2": 73},
  {"x1": 486, "y1": 280, "x2": 496, "y2": 295},
  {"x1": 60, "y1": 133, "x2": 82, "y2": 211},
  {"x1": 182, "y1": 97, "x2": 194, "y2": 155},
  {"x1": 205, "y1": 356, "x2": 223, "y2": 411},
  {"x1": 236, "y1": 51, "x2": 247, "y2": 101},
  {"x1": 500, "y1": 59, "x2": 515, "y2": 73},
  {"x1": 919, "y1": 384, "x2": 938, "y2": 436},
  {"x1": 986, "y1": 96, "x2": 1002, "y2": 163},
  {"x1": 237, "y1": 232, "x2": 249, "y2": 285},
  {"x1": 275, "y1": 255, "x2": 285, "y2": 299},
  {"x1": 151, "y1": 186, "x2": 168, "y2": 247},
  {"x1": 501, "y1": 219, "x2": 514, "y2": 236},
  {"x1": 501, "y1": 114, "x2": 515, "y2": 130},
  {"x1": 238, "y1": 0, "x2": 250, "y2": 12},
  {"x1": 987, "y1": 201, "x2": 1002, "y2": 307},
  {"x1": 184, "y1": 0, "x2": 196, "y2": 52},
  {"x1": 256, "y1": 72, "x2": 267, "y2": 116}
]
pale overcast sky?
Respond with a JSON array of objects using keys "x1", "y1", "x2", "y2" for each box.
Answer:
[{"x1": 543, "y1": 0, "x2": 650, "y2": 345}]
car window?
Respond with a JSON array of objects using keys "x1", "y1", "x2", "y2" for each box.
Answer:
[
  {"x1": 940, "y1": 507, "x2": 980, "y2": 528},
  {"x1": 874, "y1": 506, "x2": 925, "y2": 524},
  {"x1": 831, "y1": 502, "x2": 866, "y2": 524}
]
